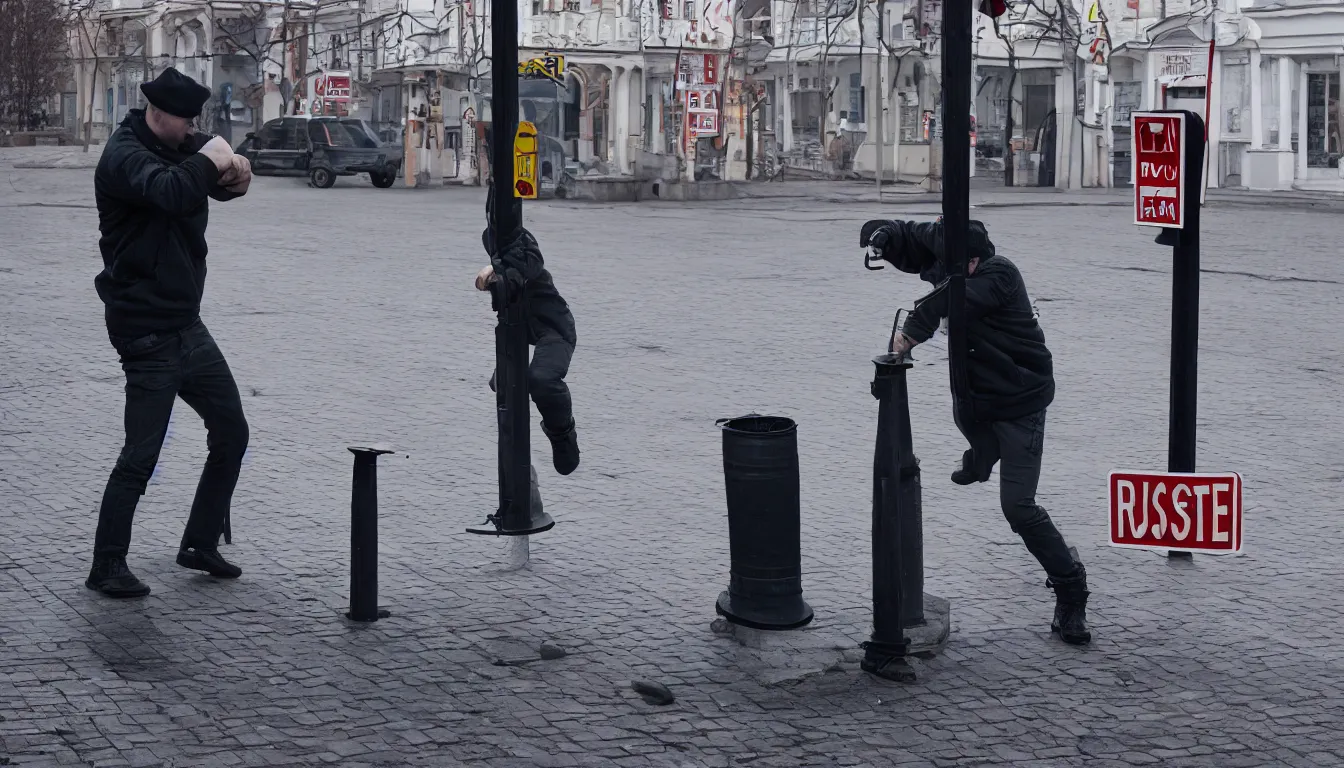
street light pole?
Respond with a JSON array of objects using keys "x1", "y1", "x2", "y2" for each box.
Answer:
[
  {"x1": 467, "y1": 0, "x2": 554, "y2": 540},
  {"x1": 943, "y1": 0, "x2": 973, "y2": 403}
]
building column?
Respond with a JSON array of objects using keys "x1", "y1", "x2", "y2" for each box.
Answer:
[
  {"x1": 968, "y1": 58, "x2": 978, "y2": 178},
  {"x1": 1278, "y1": 56, "x2": 1293, "y2": 150},
  {"x1": 1250, "y1": 50, "x2": 1263, "y2": 149},
  {"x1": 197, "y1": 12, "x2": 214, "y2": 90},
  {"x1": 614, "y1": 66, "x2": 629, "y2": 173},
  {"x1": 1207, "y1": 50, "x2": 1221, "y2": 189},
  {"x1": 604, "y1": 69, "x2": 616, "y2": 166},
  {"x1": 1143, "y1": 51, "x2": 1157, "y2": 110},
  {"x1": 778, "y1": 74, "x2": 793, "y2": 153},
  {"x1": 1298, "y1": 62, "x2": 1308, "y2": 177}
]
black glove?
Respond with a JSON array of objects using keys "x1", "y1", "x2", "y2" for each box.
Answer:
[
  {"x1": 869, "y1": 226, "x2": 894, "y2": 252},
  {"x1": 859, "y1": 219, "x2": 895, "y2": 249}
]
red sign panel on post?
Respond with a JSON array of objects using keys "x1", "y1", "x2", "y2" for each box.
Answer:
[
  {"x1": 1132, "y1": 111, "x2": 1186, "y2": 229},
  {"x1": 1109, "y1": 471, "x2": 1243, "y2": 554}
]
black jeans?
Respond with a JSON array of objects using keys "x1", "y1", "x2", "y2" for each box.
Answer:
[
  {"x1": 956, "y1": 409, "x2": 1081, "y2": 580},
  {"x1": 489, "y1": 332, "x2": 574, "y2": 431},
  {"x1": 93, "y1": 320, "x2": 249, "y2": 559}
]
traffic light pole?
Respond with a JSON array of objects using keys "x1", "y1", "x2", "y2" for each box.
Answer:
[{"x1": 467, "y1": 0, "x2": 553, "y2": 541}]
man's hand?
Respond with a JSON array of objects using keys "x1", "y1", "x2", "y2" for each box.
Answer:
[
  {"x1": 475, "y1": 264, "x2": 496, "y2": 291},
  {"x1": 891, "y1": 331, "x2": 917, "y2": 356},
  {"x1": 198, "y1": 136, "x2": 234, "y2": 173},
  {"x1": 217, "y1": 154, "x2": 252, "y2": 194}
]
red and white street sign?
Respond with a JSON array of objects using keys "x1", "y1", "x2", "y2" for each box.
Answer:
[
  {"x1": 1109, "y1": 471, "x2": 1243, "y2": 554},
  {"x1": 1132, "y1": 112, "x2": 1186, "y2": 229}
]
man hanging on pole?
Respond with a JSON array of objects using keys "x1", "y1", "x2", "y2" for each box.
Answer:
[
  {"x1": 476, "y1": 190, "x2": 580, "y2": 476},
  {"x1": 862, "y1": 218, "x2": 1093, "y2": 645}
]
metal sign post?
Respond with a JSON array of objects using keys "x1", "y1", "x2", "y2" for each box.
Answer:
[{"x1": 1132, "y1": 109, "x2": 1208, "y2": 560}]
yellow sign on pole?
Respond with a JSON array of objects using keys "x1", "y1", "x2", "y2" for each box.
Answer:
[
  {"x1": 513, "y1": 120, "x2": 539, "y2": 199},
  {"x1": 519, "y1": 52, "x2": 566, "y2": 84}
]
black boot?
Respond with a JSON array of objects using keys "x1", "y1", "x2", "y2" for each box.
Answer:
[
  {"x1": 86, "y1": 557, "x2": 151, "y2": 598},
  {"x1": 177, "y1": 546, "x2": 242, "y2": 579},
  {"x1": 951, "y1": 449, "x2": 992, "y2": 485},
  {"x1": 1047, "y1": 566, "x2": 1092, "y2": 645},
  {"x1": 542, "y1": 419, "x2": 580, "y2": 476}
]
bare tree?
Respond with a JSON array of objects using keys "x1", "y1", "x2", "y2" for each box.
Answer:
[
  {"x1": 0, "y1": 0, "x2": 70, "y2": 131},
  {"x1": 988, "y1": 2, "x2": 1054, "y2": 186},
  {"x1": 66, "y1": 0, "x2": 108, "y2": 150}
]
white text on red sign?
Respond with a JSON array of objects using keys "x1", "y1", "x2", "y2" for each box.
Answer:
[
  {"x1": 1132, "y1": 112, "x2": 1186, "y2": 229},
  {"x1": 1109, "y1": 471, "x2": 1242, "y2": 554}
]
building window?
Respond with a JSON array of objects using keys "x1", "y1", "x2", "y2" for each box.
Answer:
[
  {"x1": 684, "y1": 0, "x2": 697, "y2": 19},
  {"x1": 1221, "y1": 53, "x2": 1250, "y2": 137},
  {"x1": 1306, "y1": 72, "x2": 1340, "y2": 168},
  {"x1": 1261, "y1": 57, "x2": 1280, "y2": 145},
  {"x1": 848, "y1": 72, "x2": 865, "y2": 123}
]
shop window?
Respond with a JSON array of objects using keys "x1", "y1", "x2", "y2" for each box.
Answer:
[{"x1": 1306, "y1": 72, "x2": 1340, "y2": 168}]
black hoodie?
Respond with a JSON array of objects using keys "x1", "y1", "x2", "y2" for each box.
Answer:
[
  {"x1": 867, "y1": 219, "x2": 1054, "y2": 421},
  {"x1": 93, "y1": 109, "x2": 243, "y2": 339},
  {"x1": 480, "y1": 226, "x2": 577, "y2": 347}
]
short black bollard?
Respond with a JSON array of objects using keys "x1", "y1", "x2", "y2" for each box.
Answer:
[
  {"x1": 714, "y1": 415, "x2": 814, "y2": 631},
  {"x1": 861, "y1": 353, "x2": 919, "y2": 682},
  {"x1": 347, "y1": 444, "x2": 394, "y2": 622}
]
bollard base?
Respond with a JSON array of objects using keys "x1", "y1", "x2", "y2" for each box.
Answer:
[
  {"x1": 466, "y1": 516, "x2": 555, "y2": 537},
  {"x1": 860, "y1": 646, "x2": 917, "y2": 683},
  {"x1": 467, "y1": 464, "x2": 555, "y2": 536},
  {"x1": 905, "y1": 592, "x2": 951, "y2": 658},
  {"x1": 345, "y1": 608, "x2": 391, "y2": 622},
  {"x1": 716, "y1": 590, "x2": 814, "y2": 631}
]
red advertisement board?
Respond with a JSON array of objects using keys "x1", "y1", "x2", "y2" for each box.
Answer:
[
  {"x1": 1109, "y1": 471, "x2": 1242, "y2": 554},
  {"x1": 1132, "y1": 112, "x2": 1186, "y2": 229}
]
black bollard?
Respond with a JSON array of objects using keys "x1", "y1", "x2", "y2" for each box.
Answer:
[
  {"x1": 347, "y1": 444, "x2": 393, "y2": 622},
  {"x1": 715, "y1": 415, "x2": 814, "y2": 631},
  {"x1": 861, "y1": 352, "x2": 918, "y2": 683}
]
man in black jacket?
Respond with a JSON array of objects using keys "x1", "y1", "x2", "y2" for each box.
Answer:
[
  {"x1": 863, "y1": 217, "x2": 1091, "y2": 645},
  {"x1": 475, "y1": 193, "x2": 580, "y2": 475},
  {"x1": 88, "y1": 68, "x2": 253, "y2": 598}
]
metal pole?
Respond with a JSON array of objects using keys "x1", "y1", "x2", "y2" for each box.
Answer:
[
  {"x1": 862, "y1": 352, "x2": 916, "y2": 683},
  {"x1": 347, "y1": 445, "x2": 393, "y2": 621},
  {"x1": 943, "y1": 0, "x2": 973, "y2": 410},
  {"x1": 1166, "y1": 111, "x2": 1204, "y2": 560},
  {"x1": 467, "y1": 3, "x2": 553, "y2": 538},
  {"x1": 875, "y1": 8, "x2": 886, "y2": 200}
]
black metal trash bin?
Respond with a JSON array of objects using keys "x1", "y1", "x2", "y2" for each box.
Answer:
[{"x1": 715, "y1": 415, "x2": 814, "y2": 630}]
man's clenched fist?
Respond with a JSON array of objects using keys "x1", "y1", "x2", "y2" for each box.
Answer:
[
  {"x1": 198, "y1": 136, "x2": 234, "y2": 173},
  {"x1": 475, "y1": 264, "x2": 496, "y2": 291},
  {"x1": 218, "y1": 154, "x2": 252, "y2": 194}
]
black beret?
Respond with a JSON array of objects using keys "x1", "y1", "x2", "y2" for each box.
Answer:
[{"x1": 140, "y1": 67, "x2": 211, "y2": 119}]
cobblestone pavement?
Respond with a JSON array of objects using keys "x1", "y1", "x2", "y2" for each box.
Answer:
[{"x1": 3, "y1": 166, "x2": 1344, "y2": 768}]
